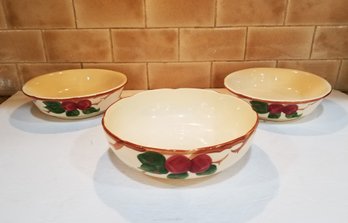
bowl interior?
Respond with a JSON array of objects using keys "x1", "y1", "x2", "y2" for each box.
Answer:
[
  {"x1": 103, "y1": 89, "x2": 257, "y2": 151},
  {"x1": 22, "y1": 69, "x2": 127, "y2": 99},
  {"x1": 224, "y1": 68, "x2": 332, "y2": 102}
]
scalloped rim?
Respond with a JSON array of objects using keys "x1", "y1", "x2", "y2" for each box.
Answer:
[{"x1": 102, "y1": 89, "x2": 259, "y2": 155}]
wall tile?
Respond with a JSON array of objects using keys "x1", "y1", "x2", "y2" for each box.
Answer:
[
  {"x1": 180, "y1": 28, "x2": 246, "y2": 61},
  {"x1": 18, "y1": 63, "x2": 81, "y2": 84},
  {"x1": 0, "y1": 2, "x2": 7, "y2": 29},
  {"x1": 286, "y1": 0, "x2": 348, "y2": 25},
  {"x1": 147, "y1": 0, "x2": 214, "y2": 27},
  {"x1": 83, "y1": 63, "x2": 148, "y2": 90},
  {"x1": 277, "y1": 60, "x2": 340, "y2": 86},
  {"x1": 74, "y1": 0, "x2": 144, "y2": 28},
  {"x1": 217, "y1": 0, "x2": 286, "y2": 26},
  {"x1": 312, "y1": 26, "x2": 348, "y2": 59},
  {"x1": 112, "y1": 29, "x2": 178, "y2": 62},
  {"x1": 212, "y1": 61, "x2": 276, "y2": 87},
  {"x1": 0, "y1": 0, "x2": 347, "y2": 96},
  {"x1": 3, "y1": 0, "x2": 75, "y2": 28},
  {"x1": 335, "y1": 60, "x2": 348, "y2": 91},
  {"x1": 148, "y1": 62, "x2": 210, "y2": 89},
  {"x1": 0, "y1": 30, "x2": 45, "y2": 62},
  {"x1": 0, "y1": 64, "x2": 19, "y2": 95},
  {"x1": 246, "y1": 27, "x2": 314, "y2": 60},
  {"x1": 43, "y1": 29, "x2": 112, "y2": 62}
]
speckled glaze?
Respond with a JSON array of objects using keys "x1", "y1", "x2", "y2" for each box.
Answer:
[
  {"x1": 102, "y1": 89, "x2": 258, "y2": 179},
  {"x1": 224, "y1": 68, "x2": 332, "y2": 121},
  {"x1": 22, "y1": 69, "x2": 127, "y2": 119}
]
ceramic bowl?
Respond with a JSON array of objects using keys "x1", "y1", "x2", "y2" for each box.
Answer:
[
  {"x1": 22, "y1": 69, "x2": 127, "y2": 119},
  {"x1": 224, "y1": 68, "x2": 332, "y2": 121},
  {"x1": 102, "y1": 89, "x2": 258, "y2": 179}
]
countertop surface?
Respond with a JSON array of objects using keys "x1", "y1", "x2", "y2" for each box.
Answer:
[{"x1": 1, "y1": 89, "x2": 348, "y2": 223}]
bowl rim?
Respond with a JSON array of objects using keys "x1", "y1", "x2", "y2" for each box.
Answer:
[
  {"x1": 22, "y1": 68, "x2": 127, "y2": 101},
  {"x1": 102, "y1": 88, "x2": 259, "y2": 156},
  {"x1": 224, "y1": 67, "x2": 332, "y2": 104}
]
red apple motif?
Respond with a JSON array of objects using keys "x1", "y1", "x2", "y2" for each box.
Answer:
[
  {"x1": 282, "y1": 104, "x2": 298, "y2": 115},
  {"x1": 190, "y1": 154, "x2": 212, "y2": 173},
  {"x1": 61, "y1": 101, "x2": 77, "y2": 111},
  {"x1": 268, "y1": 104, "x2": 284, "y2": 114},
  {"x1": 165, "y1": 155, "x2": 191, "y2": 174},
  {"x1": 77, "y1": 100, "x2": 92, "y2": 110}
]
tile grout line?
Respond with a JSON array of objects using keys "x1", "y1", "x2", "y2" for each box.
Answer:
[
  {"x1": 178, "y1": 28, "x2": 180, "y2": 61},
  {"x1": 283, "y1": 0, "x2": 290, "y2": 25},
  {"x1": 14, "y1": 63, "x2": 23, "y2": 88},
  {"x1": 109, "y1": 29, "x2": 115, "y2": 62},
  {"x1": 334, "y1": 59, "x2": 343, "y2": 88},
  {"x1": 144, "y1": 0, "x2": 150, "y2": 91},
  {"x1": 40, "y1": 29, "x2": 48, "y2": 63},
  {"x1": 1, "y1": 0, "x2": 9, "y2": 29},
  {"x1": 0, "y1": 25, "x2": 346, "y2": 31},
  {"x1": 143, "y1": 0, "x2": 147, "y2": 28},
  {"x1": 243, "y1": 27, "x2": 249, "y2": 60},
  {"x1": 71, "y1": 0, "x2": 78, "y2": 28},
  {"x1": 146, "y1": 63, "x2": 150, "y2": 90},
  {"x1": 3, "y1": 59, "x2": 344, "y2": 64},
  {"x1": 209, "y1": 61, "x2": 213, "y2": 88},
  {"x1": 214, "y1": 0, "x2": 218, "y2": 27},
  {"x1": 308, "y1": 26, "x2": 318, "y2": 59}
]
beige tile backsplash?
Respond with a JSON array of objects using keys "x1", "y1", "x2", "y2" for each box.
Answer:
[
  {"x1": 147, "y1": 0, "x2": 215, "y2": 27},
  {"x1": 3, "y1": 0, "x2": 75, "y2": 29},
  {"x1": 148, "y1": 62, "x2": 211, "y2": 89},
  {"x1": 74, "y1": 0, "x2": 145, "y2": 28},
  {"x1": 217, "y1": 0, "x2": 287, "y2": 26},
  {"x1": 180, "y1": 28, "x2": 246, "y2": 61},
  {"x1": 43, "y1": 29, "x2": 112, "y2": 62},
  {"x1": 0, "y1": 0, "x2": 347, "y2": 95},
  {"x1": 112, "y1": 29, "x2": 178, "y2": 62},
  {"x1": 286, "y1": 0, "x2": 348, "y2": 25}
]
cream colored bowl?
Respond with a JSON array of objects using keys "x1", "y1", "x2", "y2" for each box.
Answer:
[
  {"x1": 102, "y1": 89, "x2": 258, "y2": 179},
  {"x1": 22, "y1": 69, "x2": 127, "y2": 119},
  {"x1": 224, "y1": 68, "x2": 332, "y2": 121}
]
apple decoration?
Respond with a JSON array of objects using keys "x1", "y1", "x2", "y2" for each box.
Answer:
[
  {"x1": 43, "y1": 99, "x2": 100, "y2": 117},
  {"x1": 137, "y1": 152, "x2": 217, "y2": 179}
]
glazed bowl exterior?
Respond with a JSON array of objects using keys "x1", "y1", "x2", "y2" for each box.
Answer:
[
  {"x1": 102, "y1": 89, "x2": 258, "y2": 179},
  {"x1": 224, "y1": 68, "x2": 332, "y2": 121},
  {"x1": 22, "y1": 69, "x2": 127, "y2": 119}
]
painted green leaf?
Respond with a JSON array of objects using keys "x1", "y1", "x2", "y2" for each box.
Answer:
[
  {"x1": 137, "y1": 151, "x2": 167, "y2": 174},
  {"x1": 43, "y1": 101, "x2": 65, "y2": 114},
  {"x1": 268, "y1": 113, "x2": 281, "y2": 119},
  {"x1": 140, "y1": 164, "x2": 168, "y2": 174},
  {"x1": 285, "y1": 112, "x2": 302, "y2": 119},
  {"x1": 138, "y1": 151, "x2": 166, "y2": 166},
  {"x1": 139, "y1": 163, "x2": 157, "y2": 172},
  {"x1": 82, "y1": 107, "x2": 100, "y2": 114},
  {"x1": 66, "y1": 110, "x2": 80, "y2": 117},
  {"x1": 196, "y1": 164, "x2": 217, "y2": 176},
  {"x1": 250, "y1": 101, "x2": 268, "y2": 114},
  {"x1": 167, "y1": 172, "x2": 189, "y2": 179}
]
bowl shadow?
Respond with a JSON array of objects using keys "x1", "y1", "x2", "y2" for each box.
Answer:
[
  {"x1": 93, "y1": 145, "x2": 279, "y2": 223},
  {"x1": 259, "y1": 99, "x2": 348, "y2": 136},
  {"x1": 9, "y1": 102, "x2": 101, "y2": 134}
]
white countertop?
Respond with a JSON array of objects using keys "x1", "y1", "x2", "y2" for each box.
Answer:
[{"x1": 1, "y1": 89, "x2": 348, "y2": 223}]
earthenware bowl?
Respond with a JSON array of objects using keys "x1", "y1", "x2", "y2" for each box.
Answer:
[
  {"x1": 224, "y1": 68, "x2": 332, "y2": 121},
  {"x1": 102, "y1": 89, "x2": 258, "y2": 179},
  {"x1": 22, "y1": 69, "x2": 127, "y2": 119}
]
